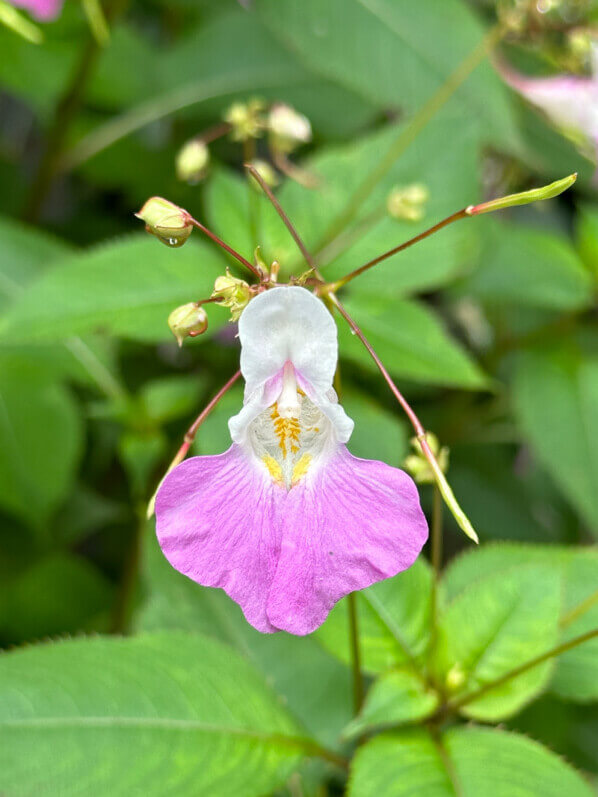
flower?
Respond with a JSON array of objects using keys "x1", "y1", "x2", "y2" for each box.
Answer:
[
  {"x1": 9, "y1": 0, "x2": 63, "y2": 20},
  {"x1": 268, "y1": 103, "x2": 312, "y2": 153},
  {"x1": 155, "y1": 286, "x2": 428, "y2": 635},
  {"x1": 499, "y1": 44, "x2": 598, "y2": 167}
]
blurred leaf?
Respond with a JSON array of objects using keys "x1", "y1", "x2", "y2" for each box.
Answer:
[
  {"x1": 443, "y1": 543, "x2": 598, "y2": 703},
  {"x1": 338, "y1": 296, "x2": 488, "y2": 389},
  {"x1": 513, "y1": 349, "x2": 598, "y2": 535},
  {"x1": 0, "y1": 236, "x2": 227, "y2": 343},
  {"x1": 0, "y1": 553, "x2": 112, "y2": 643},
  {"x1": 139, "y1": 375, "x2": 204, "y2": 425},
  {"x1": 316, "y1": 559, "x2": 434, "y2": 675},
  {"x1": 255, "y1": 0, "x2": 519, "y2": 151},
  {"x1": 435, "y1": 565, "x2": 561, "y2": 720},
  {"x1": 342, "y1": 389, "x2": 409, "y2": 466},
  {"x1": 0, "y1": 215, "x2": 74, "y2": 311},
  {"x1": 118, "y1": 430, "x2": 166, "y2": 497},
  {"x1": 349, "y1": 726, "x2": 593, "y2": 796},
  {"x1": 576, "y1": 203, "x2": 598, "y2": 281},
  {"x1": 344, "y1": 670, "x2": 438, "y2": 739},
  {"x1": 0, "y1": 632, "x2": 310, "y2": 796},
  {"x1": 466, "y1": 221, "x2": 593, "y2": 310},
  {"x1": 137, "y1": 530, "x2": 351, "y2": 749},
  {"x1": 0, "y1": 357, "x2": 82, "y2": 527},
  {"x1": 191, "y1": 382, "x2": 243, "y2": 455}
]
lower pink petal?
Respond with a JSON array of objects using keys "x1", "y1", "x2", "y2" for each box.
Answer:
[
  {"x1": 266, "y1": 447, "x2": 428, "y2": 635},
  {"x1": 155, "y1": 446, "x2": 285, "y2": 633}
]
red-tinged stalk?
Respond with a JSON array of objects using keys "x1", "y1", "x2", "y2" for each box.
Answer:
[
  {"x1": 188, "y1": 216, "x2": 263, "y2": 281},
  {"x1": 147, "y1": 370, "x2": 242, "y2": 518}
]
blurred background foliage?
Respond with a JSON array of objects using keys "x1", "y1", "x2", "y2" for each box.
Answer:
[{"x1": 0, "y1": 0, "x2": 598, "y2": 794}]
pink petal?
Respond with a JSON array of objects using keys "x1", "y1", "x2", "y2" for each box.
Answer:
[
  {"x1": 9, "y1": 0, "x2": 63, "y2": 20},
  {"x1": 266, "y1": 447, "x2": 428, "y2": 635},
  {"x1": 155, "y1": 446, "x2": 285, "y2": 633}
]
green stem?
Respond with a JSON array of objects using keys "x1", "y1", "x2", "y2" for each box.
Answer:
[
  {"x1": 22, "y1": 0, "x2": 128, "y2": 222},
  {"x1": 441, "y1": 627, "x2": 598, "y2": 716},
  {"x1": 428, "y1": 486, "x2": 443, "y2": 673},
  {"x1": 311, "y1": 23, "x2": 503, "y2": 259},
  {"x1": 348, "y1": 592, "x2": 365, "y2": 715}
]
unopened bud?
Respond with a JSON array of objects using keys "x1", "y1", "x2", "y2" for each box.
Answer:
[
  {"x1": 224, "y1": 97, "x2": 266, "y2": 142},
  {"x1": 387, "y1": 184, "x2": 429, "y2": 222},
  {"x1": 249, "y1": 159, "x2": 279, "y2": 188},
  {"x1": 168, "y1": 302, "x2": 208, "y2": 346},
  {"x1": 135, "y1": 197, "x2": 193, "y2": 248},
  {"x1": 211, "y1": 269, "x2": 251, "y2": 321},
  {"x1": 176, "y1": 139, "x2": 209, "y2": 183},
  {"x1": 404, "y1": 433, "x2": 449, "y2": 484},
  {"x1": 268, "y1": 103, "x2": 312, "y2": 153}
]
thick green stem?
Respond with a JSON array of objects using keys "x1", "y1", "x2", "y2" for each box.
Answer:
[
  {"x1": 22, "y1": 0, "x2": 128, "y2": 222},
  {"x1": 347, "y1": 592, "x2": 365, "y2": 715}
]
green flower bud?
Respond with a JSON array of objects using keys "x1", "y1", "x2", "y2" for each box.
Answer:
[
  {"x1": 224, "y1": 97, "x2": 266, "y2": 142},
  {"x1": 268, "y1": 103, "x2": 312, "y2": 153},
  {"x1": 404, "y1": 433, "x2": 449, "y2": 484},
  {"x1": 387, "y1": 183, "x2": 429, "y2": 222},
  {"x1": 135, "y1": 197, "x2": 193, "y2": 248},
  {"x1": 211, "y1": 269, "x2": 251, "y2": 322},
  {"x1": 176, "y1": 139, "x2": 209, "y2": 183},
  {"x1": 168, "y1": 302, "x2": 208, "y2": 347},
  {"x1": 248, "y1": 159, "x2": 279, "y2": 188}
]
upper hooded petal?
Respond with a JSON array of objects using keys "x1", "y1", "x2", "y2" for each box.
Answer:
[
  {"x1": 266, "y1": 447, "x2": 429, "y2": 635},
  {"x1": 238, "y1": 286, "x2": 338, "y2": 399},
  {"x1": 155, "y1": 445, "x2": 285, "y2": 633}
]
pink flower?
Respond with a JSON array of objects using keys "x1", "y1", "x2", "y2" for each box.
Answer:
[
  {"x1": 156, "y1": 287, "x2": 428, "y2": 635},
  {"x1": 8, "y1": 0, "x2": 63, "y2": 20},
  {"x1": 499, "y1": 45, "x2": 598, "y2": 166}
]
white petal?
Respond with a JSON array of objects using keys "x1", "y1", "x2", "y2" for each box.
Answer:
[{"x1": 238, "y1": 286, "x2": 338, "y2": 398}]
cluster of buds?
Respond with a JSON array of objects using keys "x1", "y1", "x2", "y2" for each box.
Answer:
[
  {"x1": 175, "y1": 99, "x2": 313, "y2": 187},
  {"x1": 210, "y1": 270, "x2": 251, "y2": 322},
  {"x1": 386, "y1": 183, "x2": 430, "y2": 222}
]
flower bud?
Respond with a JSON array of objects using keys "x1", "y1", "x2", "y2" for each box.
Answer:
[
  {"x1": 211, "y1": 269, "x2": 251, "y2": 321},
  {"x1": 248, "y1": 159, "x2": 279, "y2": 188},
  {"x1": 176, "y1": 139, "x2": 209, "y2": 184},
  {"x1": 268, "y1": 103, "x2": 312, "y2": 153},
  {"x1": 135, "y1": 197, "x2": 193, "y2": 248},
  {"x1": 224, "y1": 97, "x2": 266, "y2": 142},
  {"x1": 404, "y1": 433, "x2": 449, "y2": 484},
  {"x1": 387, "y1": 184, "x2": 429, "y2": 222},
  {"x1": 168, "y1": 303, "x2": 208, "y2": 347}
]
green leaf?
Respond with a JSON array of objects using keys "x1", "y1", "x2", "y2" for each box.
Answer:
[
  {"x1": 342, "y1": 389, "x2": 409, "y2": 465},
  {"x1": 466, "y1": 221, "x2": 593, "y2": 310},
  {"x1": 0, "y1": 632, "x2": 311, "y2": 796},
  {"x1": 256, "y1": 0, "x2": 519, "y2": 151},
  {"x1": 435, "y1": 565, "x2": 562, "y2": 720},
  {"x1": 344, "y1": 670, "x2": 439, "y2": 739},
  {"x1": 576, "y1": 203, "x2": 598, "y2": 281},
  {"x1": 316, "y1": 558, "x2": 434, "y2": 675},
  {"x1": 0, "y1": 215, "x2": 74, "y2": 311},
  {"x1": 0, "y1": 356, "x2": 82, "y2": 527},
  {"x1": 338, "y1": 296, "x2": 488, "y2": 389},
  {"x1": 512, "y1": 349, "x2": 598, "y2": 534},
  {"x1": 349, "y1": 726, "x2": 593, "y2": 797},
  {"x1": 137, "y1": 529, "x2": 352, "y2": 749},
  {"x1": 0, "y1": 553, "x2": 112, "y2": 643},
  {"x1": 0, "y1": 235, "x2": 227, "y2": 344},
  {"x1": 443, "y1": 543, "x2": 598, "y2": 702}
]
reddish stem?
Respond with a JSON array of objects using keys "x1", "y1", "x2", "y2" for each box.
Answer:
[
  {"x1": 188, "y1": 217, "x2": 262, "y2": 280},
  {"x1": 332, "y1": 208, "x2": 468, "y2": 289}
]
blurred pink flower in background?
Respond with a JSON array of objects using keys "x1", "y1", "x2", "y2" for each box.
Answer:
[
  {"x1": 9, "y1": 0, "x2": 63, "y2": 21},
  {"x1": 155, "y1": 287, "x2": 428, "y2": 636},
  {"x1": 499, "y1": 43, "x2": 598, "y2": 169}
]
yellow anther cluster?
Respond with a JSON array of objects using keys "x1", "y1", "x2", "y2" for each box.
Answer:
[{"x1": 270, "y1": 406, "x2": 300, "y2": 458}]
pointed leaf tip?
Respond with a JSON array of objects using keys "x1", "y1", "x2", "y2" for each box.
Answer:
[{"x1": 467, "y1": 173, "x2": 577, "y2": 217}]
